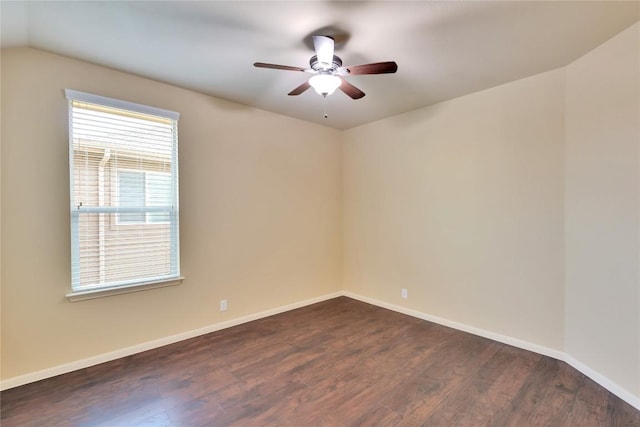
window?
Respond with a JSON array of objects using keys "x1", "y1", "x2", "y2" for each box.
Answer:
[
  {"x1": 66, "y1": 89, "x2": 181, "y2": 299},
  {"x1": 117, "y1": 170, "x2": 171, "y2": 224}
]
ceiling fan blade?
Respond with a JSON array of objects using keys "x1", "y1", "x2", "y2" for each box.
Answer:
[
  {"x1": 339, "y1": 79, "x2": 365, "y2": 100},
  {"x1": 345, "y1": 61, "x2": 398, "y2": 75},
  {"x1": 254, "y1": 62, "x2": 307, "y2": 72},
  {"x1": 313, "y1": 35, "x2": 335, "y2": 66},
  {"x1": 288, "y1": 81, "x2": 311, "y2": 96}
]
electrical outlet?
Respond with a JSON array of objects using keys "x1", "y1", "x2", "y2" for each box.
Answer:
[
  {"x1": 220, "y1": 299, "x2": 228, "y2": 311},
  {"x1": 401, "y1": 288, "x2": 408, "y2": 299}
]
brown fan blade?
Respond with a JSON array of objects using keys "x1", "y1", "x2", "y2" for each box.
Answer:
[
  {"x1": 345, "y1": 61, "x2": 398, "y2": 75},
  {"x1": 339, "y1": 79, "x2": 365, "y2": 100},
  {"x1": 254, "y1": 62, "x2": 307, "y2": 72},
  {"x1": 288, "y1": 81, "x2": 311, "y2": 96}
]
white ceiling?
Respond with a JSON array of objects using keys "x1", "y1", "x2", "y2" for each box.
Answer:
[{"x1": 2, "y1": 1, "x2": 638, "y2": 129}]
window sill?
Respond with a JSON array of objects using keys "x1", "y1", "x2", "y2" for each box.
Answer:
[{"x1": 66, "y1": 277, "x2": 184, "y2": 302}]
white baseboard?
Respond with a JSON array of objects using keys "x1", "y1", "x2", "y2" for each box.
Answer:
[
  {"x1": 342, "y1": 292, "x2": 565, "y2": 360},
  {"x1": 564, "y1": 354, "x2": 640, "y2": 410},
  {"x1": 2, "y1": 290, "x2": 638, "y2": 411},
  {"x1": 0, "y1": 291, "x2": 342, "y2": 391},
  {"x1": 343, "y1": 291, "x2": 640, "y2": 411}
]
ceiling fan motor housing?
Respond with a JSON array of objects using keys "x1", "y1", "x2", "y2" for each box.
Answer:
[{"x1": 310, "y1": 55, "x2": 344, "y2": 73}]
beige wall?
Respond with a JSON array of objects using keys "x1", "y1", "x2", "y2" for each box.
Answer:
[
  {"x1": 1, "y1": 48, "x2": 342, "y2": 380},
  {"x1": 342, "y1": 22, "x2": 639, "y2": 403},
  {"x1": 565, "y1": 22, "x2": 640, "y2": 397},
  {"x1": 2, "y1": 21, "x2": 638, "y2": 405},
  {"x1": 342, "y1": 69, "x2": 566, "y2": 350}
]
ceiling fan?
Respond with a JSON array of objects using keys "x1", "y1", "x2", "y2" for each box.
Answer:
[{"x1": 254, "y1": 35, "x2": 398, "y2": 100}]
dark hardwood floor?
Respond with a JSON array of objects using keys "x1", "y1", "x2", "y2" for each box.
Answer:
[{"x1": 2, "y1": 297, "x2": 638, "y2": 426}]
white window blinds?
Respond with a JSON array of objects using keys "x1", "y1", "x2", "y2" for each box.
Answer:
[{"x1": 66, "y1": 89, "x2": 180, "y2": 293}]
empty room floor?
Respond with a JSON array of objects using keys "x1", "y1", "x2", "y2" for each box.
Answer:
[{"x1": 1, "y1": 297, "x2": 638, "y2": 426}]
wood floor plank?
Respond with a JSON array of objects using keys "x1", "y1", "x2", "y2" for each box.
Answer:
[
  {"x1": 434, "y1": 346, "x2": 540, "y2": 426},
  {"x1": 1, "y1": 297, "x2": 638, "y2": 426}
]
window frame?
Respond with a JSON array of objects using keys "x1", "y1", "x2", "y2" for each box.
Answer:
[{"x1": 65, "y1": 89, "x2": 183, "y2": 301}]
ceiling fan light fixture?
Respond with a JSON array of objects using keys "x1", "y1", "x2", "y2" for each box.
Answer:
[
  {"x1": 254, "y1": 33, "x2": 396, "y2": 100},
  {"x1": 309, "y1": 74, "x2": 342, "y2": 96}
]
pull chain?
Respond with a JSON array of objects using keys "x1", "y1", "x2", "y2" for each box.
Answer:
[{"x1": 322, "y1": 94, "x2": 328, "y2": 119}]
